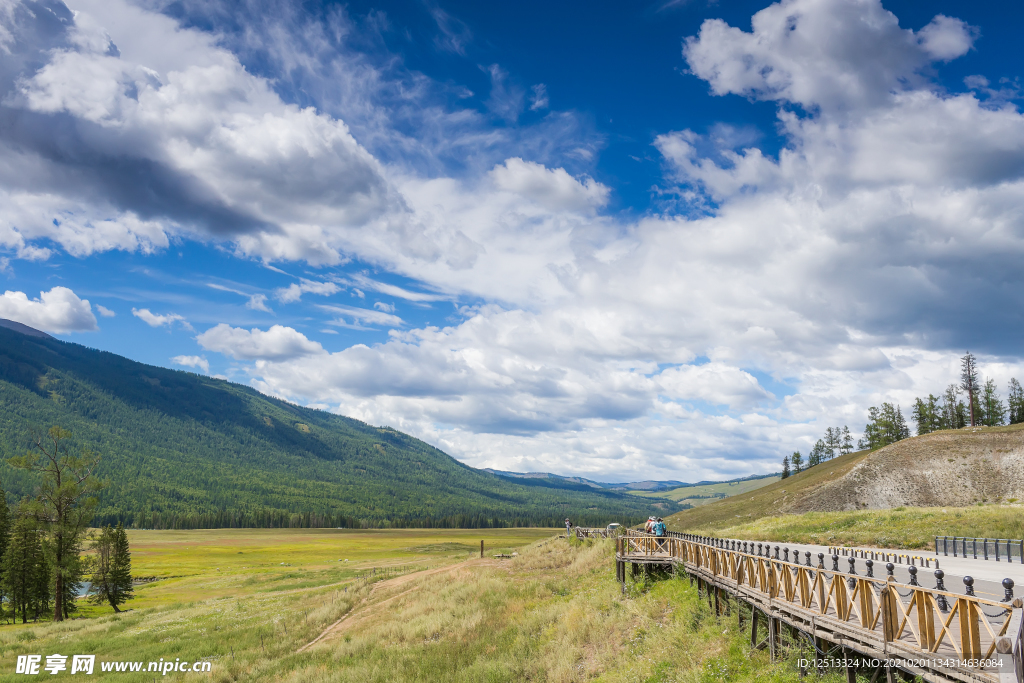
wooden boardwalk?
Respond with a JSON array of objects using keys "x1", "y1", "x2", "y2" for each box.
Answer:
[{"x1": 606, "y1": 530, "x2": 1024, "y2": 683}]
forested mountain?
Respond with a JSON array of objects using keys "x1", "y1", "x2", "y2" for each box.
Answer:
[{"x1": 0, "y1": 324, "x2": 667, "y2": 529}]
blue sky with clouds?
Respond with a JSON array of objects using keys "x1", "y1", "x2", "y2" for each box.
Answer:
[{"x1": 2, "y1": 0, "x2": 1024, "y2": 482}]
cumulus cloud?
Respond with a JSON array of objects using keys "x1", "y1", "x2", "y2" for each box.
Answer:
[
  {"x1": 0, "y1": 287, "x2": 98, "y2": 333},
  {"x1": 0, "y1": 0, "x2": 394, "y2": 265},
  {"x1": 196, "y1": 323, "x2": 325, "y2": 361},
  {"x1": 95, "y1": 305, "x2": 115, "y2": 317},
  {"x1": 683, "y1": 0, "x2": 978, "y2": 112},
  {"x1": 172, "y1": 355, "x2": 209, "y2": 373},
  {"x1": 132, "y1": 308, "x2": 191, "y2": 329},
  {"x1": 490, "y1": 157, "x2": 609, "y2": 212}
]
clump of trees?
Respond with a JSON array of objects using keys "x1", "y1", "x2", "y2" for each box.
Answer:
[
  {"x1": 911, "y1": 353, "x2": 1024, "y2": 436},
  {"x1": 781, "y1": 426, "x2": 854, "y2": 478},
  {"x1": 0, "y1": 426, "x2": 133, "y2": 623}
]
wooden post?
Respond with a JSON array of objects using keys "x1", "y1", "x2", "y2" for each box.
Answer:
[
  {"x1": 913, "y1": 589, "x2": 935, "y2": 649},
  {"x1": 480, "y1": 540, "x2": 484, "y2": 558},
  {"x1": 881, "y1": 581, "x2": 899, "y2": 643},
  {"x1": 958, "y1": 598, "x2": 982, "y2": 658},
  {"x1": 714, "y1": 586, "x2": 721, "y2": 616},
  {"x1": 844, "y1": 648, "x2": 857, "y2": 683},
  {"x1": 751, "y1": 608, "x2": 760, "y2": 648},
  {"x1": 768, "y1": 616, "x2": 778, "y2": 659}
]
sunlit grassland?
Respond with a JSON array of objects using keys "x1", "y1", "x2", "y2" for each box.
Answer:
[
  {"x1": 0, "y1": 530, "x2": 829, "y2": 682},
  {"x1": 0, "y1": 528, "x2": 552, "y2": 680},
  {"x1": 686, "y1": 505, "x2": 1024, "y2": 550}
]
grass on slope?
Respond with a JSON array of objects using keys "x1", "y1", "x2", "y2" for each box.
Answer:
[
  {"x1": 637, "y1": 476, "x2": 780, "y2": 505},
  {"x1": 665, "y1": 449, "x2": 872, "y2": 532},
  {"x1": 680, "y1": 504, "x2": 1024, "y2": 551},
  {"x1": 0, "y1": 530, "x2": 826, "y2": 683}
]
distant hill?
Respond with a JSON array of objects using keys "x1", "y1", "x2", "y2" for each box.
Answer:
[
  {"x1": 482, "y1": 469, "x2": 687, "y2": 492},
  {"x1": 635, "y1": 473, "x2": 780, "y2": 505},
  {"x1": 665, "y1": 424, "x2": 1024, "y2": 532},
  {"x1": 0, "y1": 322, "x2": 674, "y2": 529}
]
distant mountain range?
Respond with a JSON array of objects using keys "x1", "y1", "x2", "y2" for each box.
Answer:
[
  {"x1": 483, "y1": 469, "x2": 778, "y2": 492},
  {"x1": 0, "y1": 320, "x2": 677, "y2": 529}
]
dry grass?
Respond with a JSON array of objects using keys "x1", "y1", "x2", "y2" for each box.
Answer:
[{"x1": 0, "y1": 531, "x2": 829, "y2": 682}]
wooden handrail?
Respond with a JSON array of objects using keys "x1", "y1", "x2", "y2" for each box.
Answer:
[{"x1": 615, "y1": 529, "x2": 1024, "y2": 682}]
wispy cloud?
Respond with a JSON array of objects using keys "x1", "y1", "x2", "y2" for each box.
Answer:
[{"x1": 132, "y1": 308, "x2": 192, "y2": 331}]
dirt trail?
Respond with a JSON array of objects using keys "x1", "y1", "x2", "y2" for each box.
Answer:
[{"x1": 297, "y1": 557, "x2": 498, "y2": 653}]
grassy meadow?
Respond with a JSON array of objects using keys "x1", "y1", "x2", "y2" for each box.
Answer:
[
  {"x1": 0, "y1": 529, "x2": 826, "y2": 682},
  {"x1": 680, "y1": 504, "x2": 1024, "y2": 550}
]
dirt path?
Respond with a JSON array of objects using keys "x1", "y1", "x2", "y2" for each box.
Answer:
[{"x1": 297, "y1": 557, "x2": 497, "y2": 653}]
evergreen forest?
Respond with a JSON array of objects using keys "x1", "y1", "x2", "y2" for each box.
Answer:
[{"x1": 0, "y1": 326, "x2": 664, "y2": 529}]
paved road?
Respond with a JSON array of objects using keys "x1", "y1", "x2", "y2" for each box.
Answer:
[{"x1": 697, "y1": 538, "x2": 1024, "y2": 603}]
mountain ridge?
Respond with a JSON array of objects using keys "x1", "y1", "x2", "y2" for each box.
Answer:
[{"x1": 0, "y1": 322, "x2": 672, "y2": 528}]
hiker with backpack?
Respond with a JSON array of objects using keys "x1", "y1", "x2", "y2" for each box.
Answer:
[{"x1": 565, "y1": 518, "x2": 572, "y2": 537}]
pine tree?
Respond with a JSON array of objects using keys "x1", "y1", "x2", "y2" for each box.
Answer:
[
  {"x1": 807, "y1": 440, "x2": 824, "y2": 467},
  {"x1": 840, "y1": 426, "x2": 854, "y2": 455},
  {"x1": 894, "y1": 406, "x2": 911, "y2": 440},
  {"x1": 2, "y1": 511, "x2": 48, "y2": 624},
  {"x1": 92, "y1": 524, "x2": 133, "y2": 612},
  {"x1": 8, "y1": 426, "x2": 103, "y2": 621},
  {"x1": 781, "y1": 455, "x2": 790, "y2": 479},
  {"x1": 1009, "y1": 379, "x2": 1024, "y2": 425},
  {"x1": 0, "y1": 487, "x2": 9, "y2": 623},
  {"x1": 979, "y1": 378, "x2": 1006, "y2": 426},
  {"x1": 961, "y1": 352, "x2": 979, "y2": 427},
  {"x1": 790, "y1": 451, "x2": 803, "y2": 473},
  {"x1": 912, "y1": 396, "x2": 943, "y2": 436},
  {"x1": 941, "y1": 384, "x2": 964, "y2": 429}
]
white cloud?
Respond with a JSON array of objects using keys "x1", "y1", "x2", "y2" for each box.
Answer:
[
  {"x1": 530, "y1": 84, "x2": 549, "y2": 111},
  {"x1": 1, "y1": 0, "x2": 394, "y2": 265},
  {"x1": 132, "y1": 308, "x2": 191, "y2": 330},
  {"x1": 4, "y1": 0, "x2": 1024, "y2": 482},
  {"x1": 96, "y1": 305, "x2": 115, "y2": 317},
  {"x1": 490, "y1": 157, "x2": 609, "y2": 212},
  {"x1": 918, "y1": 15, "x2": 977, "y2": 62},
  {"x1": 246, "y1": 294, "x2": 271, "y2": 312},
  {"x1": 196, "y1": 323, "x2": 325, "y2": 361},
  {"x1": 319, "y1": 304, "x2": 403, "y2": 329},
  {"x1": 274, "y1": 279, "x2": 341, "y2": 303},
  {"x1": 0, "y1": 287, "x2": 98, "y2": 333},
  {"x1": 373, "y1": 302, "x2": 395, "y2": 313},
  {"x1": 172, "y1": 355, "x2": 209, "y2": 373},
  {"x1": 683, "y1": 0, "x2": 978, "y2": 113},
  {"x1": 348, "y1": 275, "x2": 446, "y2": 302}
]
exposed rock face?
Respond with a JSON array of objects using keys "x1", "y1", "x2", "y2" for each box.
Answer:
[{"x1": 788, "y1": 428, "x2": 1024, "y2": 513}]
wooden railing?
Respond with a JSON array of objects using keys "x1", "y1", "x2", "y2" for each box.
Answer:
[
  {"x1": 574, "y1": 527, "x2": 618, "y2": 539},
  {"x1": 615, "y1": 530, "x2": 1024, "y2": 683}
]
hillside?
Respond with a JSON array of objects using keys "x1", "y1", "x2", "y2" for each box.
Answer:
[
  {"x1": 0, "y1": 324, "x2": 672, "y2": 529},
  {"x1": 666, "y1": 424, "x2": 1024, "y2": 533},
  {"x1": 636, "y1": 473, "x2": 779, "y2": 505}
]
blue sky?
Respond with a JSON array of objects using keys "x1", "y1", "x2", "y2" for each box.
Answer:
[{"x1": 1, "y1": 0, "x2": 1024, "y2": 481}]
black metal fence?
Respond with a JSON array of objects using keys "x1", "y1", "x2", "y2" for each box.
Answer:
[{"x1": 936, "y1": 535, "x2": 1024, "y2": 563}]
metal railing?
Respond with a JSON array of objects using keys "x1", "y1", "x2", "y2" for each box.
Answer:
[
  {"x1": 616, "y1": 530, "x2": 1024, "y2": 683},
  {"x1": 937, "y1": 537, "x2": 1024, "y2": 564}
]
